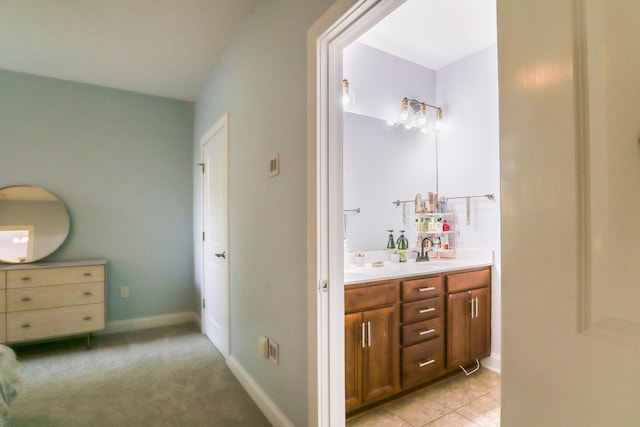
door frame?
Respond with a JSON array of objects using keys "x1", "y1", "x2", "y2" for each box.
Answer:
[
  {"x1": 200, "y1": 112, "x2": 230, "y2": 358},
  {"x1": 307, "y1": 1, "x2": 405, "y2": 425}
]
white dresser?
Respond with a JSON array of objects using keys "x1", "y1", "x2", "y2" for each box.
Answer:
[{"x1": 0, "y1": 260, "x2": 107, "y2": 345}]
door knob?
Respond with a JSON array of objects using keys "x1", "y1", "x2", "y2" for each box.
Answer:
[{"x1": 215, "y1": 251, "x2": 226, "y2": 259}]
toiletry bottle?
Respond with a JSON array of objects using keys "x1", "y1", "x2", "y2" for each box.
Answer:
[
  {"x1": 442, "y1": 220, "x2": 450, "y2": 231},
  {"x1": 436, "y1": 217, "x2": 443, "y2": 232},
  {"x1": 396, "y1": 231, "x2": 408, "y2": 262},
  {"x1": 386, "y1": 230, "x2": 396, "y2": 250},
  {"x1": 415, "y1": 193, "x2": 423, "y2": 214},
  {"x1": 434, "y1": 237, "x2": 441, "y2": 250}
]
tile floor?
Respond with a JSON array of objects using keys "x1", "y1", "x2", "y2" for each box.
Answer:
[{"x1": 347, "y1": 368, "x2": 500, "y2": 427}]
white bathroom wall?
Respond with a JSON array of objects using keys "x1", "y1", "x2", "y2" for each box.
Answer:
[
  {"x1": 437, "y1": 44, "x2": 501, "y2": 363},
  {"x1": 343, "y1": 42, "x2": 439, "y2": 252}
]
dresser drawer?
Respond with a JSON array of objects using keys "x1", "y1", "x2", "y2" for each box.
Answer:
[
  {"x1": 401, "y1": 317, "x2": 442, "y2": 346},
  {"x1": 7, "y1": 265, "x2": 105, "y2": 288},
  {"x1": 7, "y1": 303, "x2": 105, "y2": 343},
  {"x1": 345, "y1": 281, "x2": 396, "y2": 313},
  {"x1": 0, "y1": 272, "x2": 5, "y2": 290},
  {"x1": 0, "y1": 291, "x2": 5, "y2": 314},
  {"x1": 402, "y1": 297, "x2": 441, "y2": 323},
  {"x1": 445, "y1": 268, "x2": 490, "y2": 293},
  {"x1": 402, "y1": 337, "x2": 443, "y2": 389},
  {"x1": 7, "y1": 282, "x2": 104, "y2": 312},
  {"x1": 401, "y1": 275, "x2": 442, "y2": 302}
]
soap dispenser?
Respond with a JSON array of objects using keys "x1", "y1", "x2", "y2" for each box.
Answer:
[
  {"x1": 386, "y1": 230, "x2": 396, "y2": 250},
  {"x1": 396, "y1": 230, "x2": 408, "y2": 262}
]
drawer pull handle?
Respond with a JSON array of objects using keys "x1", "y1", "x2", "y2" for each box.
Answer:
[
  {"x1": 419, "y1": 308, "x2": 436, "y2": 314},
  {"x1": 21, "y1": 277, "x2": 31, "y2": 281},
  {"x1": 84, "y1": 316, "x2": 92, "y2": 321},
  {"x1": 419, "y1": 329, "x2": 436, "y2": 336},
  {"x1": 21, "y1": 324, "x2": 31, "y2": 329},
  {"x1": 83, "y1": 292, "x2": 93, "y2": 296},
  {"x1": 418, "y1": 287, "x2": 436, "y2": 292},
  {"x1": 419, "y1": 359, "x2": 435, "y2": 368},
  {"x1": 21, "y1": 297, "x2": 32, "y2": 302},
  {"x1": 83, "y1": 273, "x2": 92, "y2": 277}
]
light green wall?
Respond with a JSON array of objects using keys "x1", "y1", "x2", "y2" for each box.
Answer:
[
  {"x1": 193, "y1": 0, "x2": 336, "y2": 424},
  {"x1": 0, "y1": 69, "x2": 195, "y2": 322}
]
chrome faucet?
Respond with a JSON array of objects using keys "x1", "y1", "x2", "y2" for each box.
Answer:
[{"x1": 414, "y1": 237, "x2": 433, "y2": 262}]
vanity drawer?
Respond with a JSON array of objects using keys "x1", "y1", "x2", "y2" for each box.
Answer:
[
  {"x1": 445, "y1": 268, "x2": 490, "y2": 293},
  {"x1": 345, "y1": 282, "x2": 396, "y2": 313},
  {"x1": 7, "y1": 265, "x2": 105, "y2": 288},
  {"x1": 7, "y1": 282, "x2": 104, "y2": 312},
  {"x1": 401, "y1": 276, "x2": 442, "y2": 302},
  {"x1": 401, "y1": 317, "x2": 441, "y2": 346},
  {"x1": 402, "y1": 297, "x2": 441, "y2": 323},
  {"x1": 7, "y1": 303, "x2": 105, "y2": 343},
  {"x1": 402, "y1": 337, "x2": 443, "y2": 389}
]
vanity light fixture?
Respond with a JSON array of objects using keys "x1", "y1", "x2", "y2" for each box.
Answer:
[
  {"x1": 342, "y1": 79, "x2": 356, "y2": 109},
  {"x1": 387, "y1": 97, "x2": 444, "y2": 134}
]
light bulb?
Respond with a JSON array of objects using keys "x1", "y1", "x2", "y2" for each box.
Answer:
[
  {"x1": 416, "y1": 103, "x2": 428, "y2": 127},
  {"x1": 342, "y1": 79, "x2": 355, "y2": 108},
  {"x1": 398, "y1": 97, "x2": 413, "y2": 124},
  {"x1": 12, "y1": 237, "x2": 19, "y2": 243},
  {"x1": 20, "y1": 236, "x2": 28, "y2": 243},
  {"x1": 434, "y1": 108, "x2": 445, "y2": 132}
]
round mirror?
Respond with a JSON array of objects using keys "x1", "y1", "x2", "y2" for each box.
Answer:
[{"x1": 0, "y1": 185, "x2": 70, "y2": 264}]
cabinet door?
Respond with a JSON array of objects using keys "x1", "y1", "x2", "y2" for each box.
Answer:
[
  {"x1": 469, "y1": 287, "x2": 491, "y2": 360},
  {"x1": 446, "y1": 291, "x2": 470, "y2": 369},
  {"x1": 345, "y1": 312, "x2": 363, "y2": 412},
  {"x1": 362, "y1": 305, "x2": 397, "y2": 403}
]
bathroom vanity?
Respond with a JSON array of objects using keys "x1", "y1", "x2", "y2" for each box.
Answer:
[{"x1": 344, "y1": 258, "x2": 491, "y2": 414}]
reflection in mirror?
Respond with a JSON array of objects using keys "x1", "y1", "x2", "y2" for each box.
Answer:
[
  {"x1": 0, "y1": 186, "x2": 70, "y2": 263},
  {"x1": 343, "y1": 112, "x2": 437, "y2": 252}
]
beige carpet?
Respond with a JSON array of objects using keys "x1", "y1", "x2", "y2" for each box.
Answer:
[{"x1": 7, "y1": 323, "x2": 271, "y2": 427}]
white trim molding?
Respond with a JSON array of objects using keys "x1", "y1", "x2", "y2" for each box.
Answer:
[
  {"x1": 101, "y1": 311, "x2": 199, "y2": 335},
  {"x1": 227, "y1": 356, "x2": 294, "y2": 427},
  {"x1": 482, "y1": 353, "x2": 502, "y2": 374}
]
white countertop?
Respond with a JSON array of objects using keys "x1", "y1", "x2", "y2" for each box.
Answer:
[{"x1": 344, "y1": 249, "x2": 493, "y2": 285}]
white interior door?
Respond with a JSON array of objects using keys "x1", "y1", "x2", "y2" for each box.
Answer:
[
  {"x1": 202, "y1": 113, "x2": 229, "y2": 358},
  {"x1": 499, "y1": 1, "x2": 640, "y2": 425}
]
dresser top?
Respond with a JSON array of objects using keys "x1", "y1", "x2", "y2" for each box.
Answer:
[{"x1": 0, "y1": 260, "x2": 108, "y2": 271}]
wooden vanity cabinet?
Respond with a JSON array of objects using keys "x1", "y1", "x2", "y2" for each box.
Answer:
[
  {"x1": 345, "y1": 281, "x2": 399, "y2": 412},
  {"x1": 445, "y1": 268, "x2": 491, "y2": 370},
  {"x1": 399, "y1": 274, "x2": 444, "y2": 389}
]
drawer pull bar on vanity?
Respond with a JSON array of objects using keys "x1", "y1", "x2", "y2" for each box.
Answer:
[
  {"x1": 419, "y1": 308, "x2": 436, "y2": 314},
  {"x1": 418, "y1": 287, "x2": 436, "y2": 292},
  {"x1": 361, "y1": 322, "x2": 366, "y2": 348},
  {"x1": 21, "y1": 297, "x2": 32, "y2": 302},
  {"x1": 419, "y1": 359, "x2": 436, "y2": 368},
  {"x1": 419, "y1": 329, "x2": 436, "y2": 336}
]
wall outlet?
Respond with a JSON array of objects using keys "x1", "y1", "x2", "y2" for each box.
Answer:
[
  {"x1": 269, "y1": 154, "x2": 279, "y2": 177},
  {"x1": 120, "y1": 286, "x2": 129, "y2": 298},
  {"x1": 258, "y1": 336, "x2": 269, "y2": 358},
  {"x1": 268, "y1": 339, "x2": 279, "y2": 365}
]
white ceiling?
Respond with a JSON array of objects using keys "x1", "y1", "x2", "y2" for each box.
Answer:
[
  {"x1": 0, "y1": 0, "x2": 259, "y2": 102},
  {"x1": 357, "y1": 0, "x2": 497, "y2": 70},
  {"x1": 0, "y1": 0, "x2": 495, "y2": 103}
]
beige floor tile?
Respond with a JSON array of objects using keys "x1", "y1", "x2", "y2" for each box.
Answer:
[
  {"x1": 421, "y1": 377, "x2": 486, "y2": 411},
  {"x1": 385, "y1": 393, "x2": 451, "y2": 426},
  {"x1": 456, "y1": 395, "x2": 500, "y2": 427},
  {"x1": 465, "y1": 369, "x2": 501, "y2": 395},
  {"x1": 485, "y1": 387, "x2": 500, "y2": 403},
  {"x1": 347, "y1": 410, "x2": 413, "y2": 427},
  {"x1": 425, "y1": 412, "x2": 480, "y2": 427}
]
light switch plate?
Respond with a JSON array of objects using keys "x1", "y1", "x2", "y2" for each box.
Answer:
[{"x1": 269, "y1": 154, "x2": 279, "y2": 177}]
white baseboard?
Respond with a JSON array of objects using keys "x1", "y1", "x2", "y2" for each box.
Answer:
[
  {"x1": 482, "y1": 352, "x2": 502, "y2": 373},
  {"x1": 101, "y1": 311, "x2": 199, "y2": 335},
  {"x1": 227, "y1": 355, "x2": 294, "y2": 427}
]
